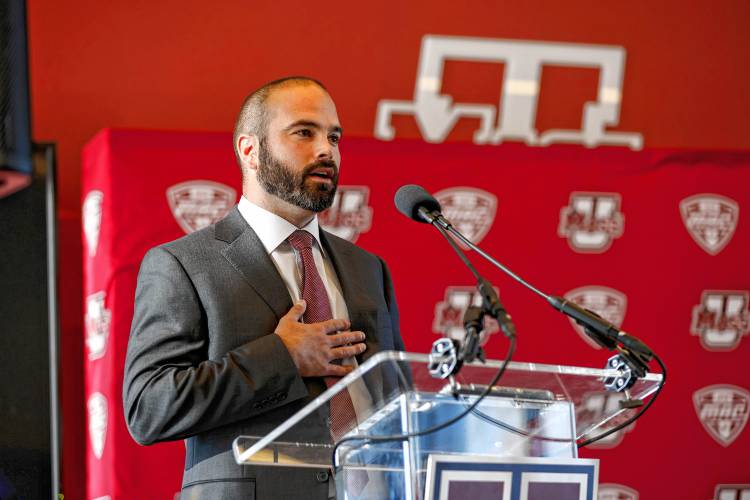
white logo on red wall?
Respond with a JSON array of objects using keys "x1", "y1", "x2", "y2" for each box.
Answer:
[
  {"x1": 88, "y1": 392, "x2": 108, "y2": 459},
  {"x1": 564, "y1": 286, "x2": 627, "y2": 349},
  {"x1": 83, "y1": 190, "x2": 104, "y2": 257},
  {"x1": 559, "y1": 192, "x2": 624, "y2": 253},
  {"x1": 714, "y1": 484, "x2": 750, "y2": 500},
  {"x1": 318, "y1": 186, "x2": 373, "y2": 243},
  {"x1": 433, "y1": 286, "x2": 500, "y2": 343},
  {"x1": 375, "y1": 35, "x2": 642, "y2": 150},
  {"x1": 693, "y1": 385, "x2": 750, "y2": 447},
  {"x1": 598, "y1": 484, "x2": 638, "y2": 500},
  {"x1": 680, "y1": 194, "x2": 739, "y2": 255},
  {"x1": 434, "y1": 187, "x2": 497, "y2": 250},
  {"x1": 576, "y1": 392, "x2": 635, "y2": 448},
  {"x1": 167, "y1": 180, "x2": 237, "y2": 234},
  {"x1": 691, "y1": 291, "x2": 750, "y2": 351},
  {"x1": 85, "y1": 291, "x2": 111, "y2": 360}
]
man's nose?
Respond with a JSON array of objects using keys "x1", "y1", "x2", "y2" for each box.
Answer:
[{"x1": 315, "y1": 136, "x2": 334, "y2": 161}]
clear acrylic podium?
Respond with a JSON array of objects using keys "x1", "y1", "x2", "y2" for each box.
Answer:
[{"x1": 233, "y1": 351, "x2": 662, "y2": 499}]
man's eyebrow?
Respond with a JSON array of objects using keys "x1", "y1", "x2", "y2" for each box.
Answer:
[{"x1": 283, "y1": 120, "x2": 343, "y2": 135}]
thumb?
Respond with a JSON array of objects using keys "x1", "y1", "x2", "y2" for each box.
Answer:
[{"x1": 285, "y1": 300, "x2": 306, "y2": 322}]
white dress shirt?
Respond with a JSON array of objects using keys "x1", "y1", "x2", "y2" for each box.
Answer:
[
  {"x1": 238, "y1": 196, "x2": 349, "y2": 322},
  {"x1": 237, "y1": 196, "x2": 372, "y2": 422}
]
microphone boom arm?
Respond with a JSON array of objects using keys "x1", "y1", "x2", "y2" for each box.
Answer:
[
  {"x1": 429, "y1": 209, "x2": 654, "y2": 375},
  {"x1": 424, "y1": 208, "x2": 516, "y2": 368}
]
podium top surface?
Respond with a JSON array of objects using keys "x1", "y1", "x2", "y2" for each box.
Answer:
[{"x1": 234, "y1": 350, "x2": 662, "y2": 468}]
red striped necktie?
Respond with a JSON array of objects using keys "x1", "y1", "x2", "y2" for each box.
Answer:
[{"x1": 287, "y1": 230, "x2": 358, "y2": 442}]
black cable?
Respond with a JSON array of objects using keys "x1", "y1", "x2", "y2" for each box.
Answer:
[
  {"x1": 331, "y1": 332, "x2": 516, "y2": 468},
  {"x1": 464, "y1": 352, "x2": 666, "y2": 446},
  {"x1": 330, "y1": 194, "x2": 519, "y2": 467},
  {"x1": 577, "y1": 352, "x2": 666, "y2": 448},
  {"x1": 435, "y1": 212, "x2": 667, "y2": 449},
  {"x1": 468, "y1": 406, "x2": 574, "y2": 443},
  {"x1": 391, "y1": 189, "x2": 667, "y2": 459},
  {"x1": 331, "y1": 346, "x2": 664, "y2": 464},
  {"x1": 430, "y1": 218, "x2": 515, "y2": 339}
]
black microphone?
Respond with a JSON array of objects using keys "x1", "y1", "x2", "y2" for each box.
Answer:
[
  {"x1": 394, "y1": 184, "x2": 442, "y2": 224},
  {"x1": 394, "y1": 190, "x2": 662, "y2": 449},
  {"x1": 546, "y1": 295, "x2": 619, "y2": 350},
  {"x1": 395, "y1": 184, "x2": 652, "y2": 360},
  {"x1": 393, "y1": 184, "x2": 516, "y2": 344}
]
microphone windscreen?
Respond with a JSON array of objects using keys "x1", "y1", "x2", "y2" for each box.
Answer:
[{"x1": 394, "y1": 184, "x2": 442, "y2": 223}]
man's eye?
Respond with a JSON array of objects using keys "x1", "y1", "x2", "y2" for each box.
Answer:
[
  {"x1": 295, "y1": 129, "x2": 312, "y2": 137},
  {"x1": 329, "y1": 134, "x2": 341, "y2": 144}
]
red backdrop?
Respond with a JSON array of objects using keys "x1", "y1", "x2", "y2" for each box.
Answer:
[
  {"x1": 83, "y1": 129, "x2": 749, "y2": 499},
  {"x1": 25, "y1": 1, "x2": 750, "y2": 499}
]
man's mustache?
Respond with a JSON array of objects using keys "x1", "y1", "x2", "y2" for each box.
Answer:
[{"x1": 302, "y1": 160, "x2": 339, "y2": 178}]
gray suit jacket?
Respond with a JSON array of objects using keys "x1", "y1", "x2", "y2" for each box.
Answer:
[{"x1": 123, "y1": 207, "x2": 404, "y2": 499}]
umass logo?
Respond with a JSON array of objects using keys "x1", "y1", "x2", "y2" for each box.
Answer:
[
  {"x1": 318, "y1": 186, "x2": 373, "y2": 243},
  {"x1": 558, "y1": 192, "x2": 624, "y2": 253},
  {"x1": 433, "y1": 286, "x2": 500, "y2": 343},
  {"x1": 691, "y1": 290, "x2": 750, "y2": 351},
  {"x1": 577, "y1": 392, "x2": 635, "y2": 449}
]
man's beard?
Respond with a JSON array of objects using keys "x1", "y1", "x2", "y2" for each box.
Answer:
[{"x1": 256, "y1": 137, "x2": 339, "y2": 213}]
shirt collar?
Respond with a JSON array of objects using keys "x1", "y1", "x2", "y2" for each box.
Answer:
[{"x1": 237, "y1": 196, "x2": 325, "y2": 255}]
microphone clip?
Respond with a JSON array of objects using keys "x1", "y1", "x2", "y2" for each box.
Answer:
[
  {"x1": 459, "y1": 279, "x2": 517, "y2": 365},
  {"x1": 416, "y1": 206, "x2": 439, "y2": 224},
  {"x1": 579, "y1": 323, "x2": 618, "y2": 351},
  {"x1": 459, "y1": 305, "x2": 486, "y2": 365},
  {"x1": 427, "y1": 302, "x2": 491, "y2": 380},
  {"x1": 476, "y1": 278, "x2": 516, "y2": 339},
  {"x1": 578, "y1": 319, "x2": 654, "y2": 393}
]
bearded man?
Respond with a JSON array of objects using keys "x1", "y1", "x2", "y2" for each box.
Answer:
[{"x1": 123, "y1": 77, "x2": 404, "y2": 499}]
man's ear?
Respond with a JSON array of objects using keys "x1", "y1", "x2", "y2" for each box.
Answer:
[{"x1": 237, "y1": 134, "x2": 260, "y2": 171}]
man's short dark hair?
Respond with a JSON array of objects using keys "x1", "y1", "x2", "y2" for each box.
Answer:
[{"x1": 232, "y1": 76, "x2": 327, "y2": 167}]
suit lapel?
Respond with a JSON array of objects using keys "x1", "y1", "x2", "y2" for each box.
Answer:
[
  {"x1": 320, "y1": 230, "x2": 377, "y2": 318},
  {"x1": 216, "y1": 208, "x2": 293, "y2": 319},
  {"x1": 321, "y1": 230, "x2": 381, "y2": 365},
  {"x1": 321, "y1": 230, "x2": 388, "y2": 402}
]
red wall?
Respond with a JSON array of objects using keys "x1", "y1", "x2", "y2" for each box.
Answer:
[{"x1": 26, "y1": 1, "x2": 750, "y2": 498}]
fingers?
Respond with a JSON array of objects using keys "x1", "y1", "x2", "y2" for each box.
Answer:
[
  {"x1": 325, "y1": 363, "x2": 354, "y2": 377},
  {"x1": 330, "y1": 343, "x2": 367, "y2": 360},
  {"x1": 327, "y1": 330, "x2": 365, "y2": 347},
  {"x1": 283, "y1": 300, "x2": 307, "y2": 322},
  {"x1": 320, "y1": 317, "x2": 351, "y2": 334}
]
